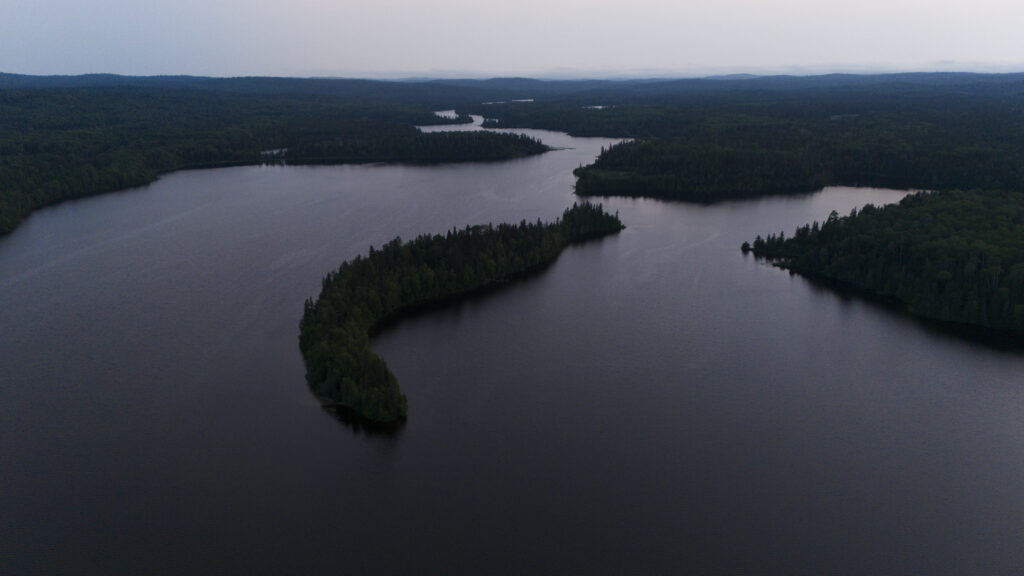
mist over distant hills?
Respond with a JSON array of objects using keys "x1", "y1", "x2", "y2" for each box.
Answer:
[{"x1": 4, "y1": 71, "x2": 1024, "y2": 101}]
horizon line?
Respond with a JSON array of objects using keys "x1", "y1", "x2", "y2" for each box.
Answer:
[{"x1": 5, "y1": 62, "x2": 1024, "y2": 82}]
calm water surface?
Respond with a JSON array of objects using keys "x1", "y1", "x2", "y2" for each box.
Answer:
[{"x1": 2, "y1": 124, "x2": 1023, "y2": 574}]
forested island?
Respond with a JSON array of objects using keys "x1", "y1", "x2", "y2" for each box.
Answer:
[
  {"x1": 0, "y1": 76, "x2": 549, "y2": 236},
  {"x1": 299, "y1": 202, "x2": 625, "y2": 423},
  {"x1": 744, "y1": 189, "x2": 1024, "y2": 332}
]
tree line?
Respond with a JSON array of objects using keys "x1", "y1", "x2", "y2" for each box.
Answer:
[
  {"x1": 472, "y1": 74, "x2": 1024, "y2": 336},
  {"x1": 745, "y1": 190, "x2": 1024, "y2": 332},
  {"x1": 567, "y1": 92, "x2": 1024, "y2": 202},
  {"x1": 298, "y1": 203, "x2": 625, "y2": 423},
  {"x1": 468, "y1": 75, "x2": 1024, "y2": 202},
  {"x1": 0, "y1": 86, "x2": 546, "y2": 236}
]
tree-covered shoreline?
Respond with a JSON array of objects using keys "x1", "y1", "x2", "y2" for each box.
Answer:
[
  {"x1": 469, "y1": 75, "x2": 1024, "y2": 341},
  {"x1": 10, "y1": 72, "x2": 1024, "y2": 237},
  {"x1": 0, "y1": 84, "x2": 548, "y2": 236},
  {"x1": 744, "y1": 189, "x2": 1024, "y2": 333},
  {"x1": 571, "y1": 113, "x2": 1024, "y2": 202},
  {"x1": 466, "y1": 74, "x2": 1024, "y2": 203},
  {"x1": 299, "y1": 202, "x2": 625, "y2": 423}
]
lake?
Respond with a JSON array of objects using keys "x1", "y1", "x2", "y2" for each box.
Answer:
[{"x1": 2, "y1": 124, "x2": 1023, "y2": 575}]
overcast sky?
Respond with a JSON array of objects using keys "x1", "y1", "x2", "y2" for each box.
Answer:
[{"x1": 2, "y1": 0, "x2": 1023, "y2": 78}]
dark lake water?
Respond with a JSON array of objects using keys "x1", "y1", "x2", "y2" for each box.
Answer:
[{"x1": 2, "y1": 123, "x2": 1024, "y2": 574}]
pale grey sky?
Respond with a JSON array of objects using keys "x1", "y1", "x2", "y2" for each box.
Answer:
[{"x1": 2, "y1": 0, "x2": 1023, "y2": 78}]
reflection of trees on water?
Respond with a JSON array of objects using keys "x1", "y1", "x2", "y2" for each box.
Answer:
[{"x1": 320, "y1": 402, "x2": 406, "y2": 439}]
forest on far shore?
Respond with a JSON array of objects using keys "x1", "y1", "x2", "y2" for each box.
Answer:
[
  {"x1": 0, "y1": 79, "x2": 550, "y2": 236},
  {"x1": 469, "y1": 75, "x2": 1024, "y2": 202},
  {"x1": 8, "y1": 72, "x2": 1024, "y2": 336},
  {"x1": 745, "y1": 189, "x2": 1024, "y2": 333},
  {"x1": 466, "y1": 73, "x2": 1024, "y2": 333}
]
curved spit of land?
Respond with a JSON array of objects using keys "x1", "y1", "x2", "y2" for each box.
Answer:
[{"x1": 299, "y1": 202, "x2": 625, "y2": 423}]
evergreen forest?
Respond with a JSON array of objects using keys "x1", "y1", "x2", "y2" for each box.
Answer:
[
  {"x1": 456, "y1": 74, "x2": 1024, "y2": 332},
  {"x1": 0, "y1": 78, "x2": 549, "y2": 236},
  {"x1": 467, "y1": 75, "x2": 1024, "y2": 202},
  {"x1": 7, "y1": 72, "x2": 1024, "y2": 339},
  {"x1": 745, "y1": 190, "x2": 1024, "y2": 332},
  {"x1": 298, "y1": 203, "x2": 625, "y2": 423}
]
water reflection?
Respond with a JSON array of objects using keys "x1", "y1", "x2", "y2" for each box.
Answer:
[
  {"x1": 319, "y1": 402, "x2": 407, "y2": 438},
  {"x1": 798, "y1": 272, "x2": 1024, "y2": 353},
  {"x1": 749, "y1": 250, "x2": 1024, "y2": 354}
]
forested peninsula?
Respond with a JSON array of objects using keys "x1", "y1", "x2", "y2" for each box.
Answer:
[
  {"x1": 0, "y1": 76, "x2": 549, "y2": 236},
  {"x1": 745, "y1": 189, "x2": 1024, "y2": 333},
  {"x1": 299, "y1": 202, "x2": 625, "y2": 423}
]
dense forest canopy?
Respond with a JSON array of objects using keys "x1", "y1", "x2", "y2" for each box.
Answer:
[
  {"x1": 0, "y1": 78, "x2": 553, "y2": 236},
  {"x1": 746, "y1": 189, "x2": 1024, "y2": 333},
  {"x1": 7, "y1": 72, "x2": 1024, "y2": 235},
  {"x1": 8, "y1": 72, "x2": 1024, "y2": 341},
  {"x1": 473, "y1": 73, "x2": 1024, "y2": 137},
  {"x1": 452, "y1": 73, "x2": 1024, "y2": 335},
  {"x1": 299, "y1": 203, "x2": 625, "y2": 423},
  {"x1": 467, "y1": 74, "x2": 1024, "y2": 202}
]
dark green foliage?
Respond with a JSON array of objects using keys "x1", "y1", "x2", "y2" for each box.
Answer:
[
  {"x1": 286, "y1": 129, "x2": 546, "y2": 165},
  {"x1": 574, "y1": 139, "x2": 830, "y2": 201},
  {"x1": 0, "y1": 85, "x2": 547, "y2": 236},
  {"x1": 468, "y1": 74, "x2": 1024, "y2": 336},
  {"x1": 748, "y1": 190, "x2": 1024, "y2": 332},
  {"x1": 298, "y1": 203, "x2": 625, "y2": 423},
  {"x1": 572, "y1": 111, "x2": 1024, "y2": 201},
  {"x1": 9, "y1": 73, "x2": 1024, "y2": 235},
  {"x1": 469, "y1": 75, "x2": 1024, "y2": 202}
]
